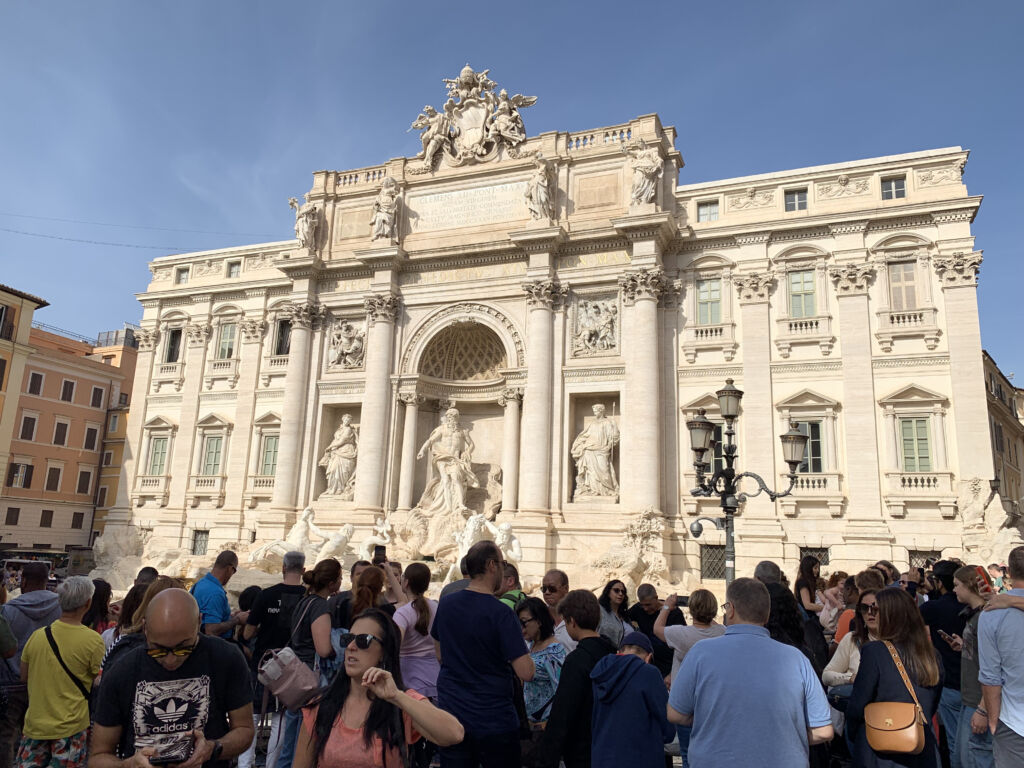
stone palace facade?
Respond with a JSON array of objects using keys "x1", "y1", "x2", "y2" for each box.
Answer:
[{"x1": 104, "y1": 67, "x2": 995, "y2": 584}]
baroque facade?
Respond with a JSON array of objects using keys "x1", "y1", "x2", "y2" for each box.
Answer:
[{"x1": 106, "y1": 67, "x2": 999, "y2": 584}]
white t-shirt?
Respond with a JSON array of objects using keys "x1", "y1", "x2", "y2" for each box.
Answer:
[
  {"x1": 664, "y1": 623, "x2": 726, "y2": 677},
  {"x1": 553, "y1": 620, "x2": 578, "y2": 652}
]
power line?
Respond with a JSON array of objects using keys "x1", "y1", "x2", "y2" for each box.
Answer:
[
  {"x1": 0, "y1": 226, "x2": 199, "y2": 251},
  {"x1": 0, "y1": 211, "x2": 279, "y2": 238}
]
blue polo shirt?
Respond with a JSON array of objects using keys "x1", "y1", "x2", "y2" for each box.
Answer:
[
  {"x1": 669, "y1": 624, "x2": 831, "y2": 768},
  {"x1": 191, "y1": 572, "x2": 232, "y2": 639},
  {"x1": 979, "y1": 587, "x2": 1024, "y2": 737}
]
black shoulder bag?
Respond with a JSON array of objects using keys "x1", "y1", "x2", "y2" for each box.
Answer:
[{"x1": 44, "y1": 625, "x2": 93, "y2": 715}]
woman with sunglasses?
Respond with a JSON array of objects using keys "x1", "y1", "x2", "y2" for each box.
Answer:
[
  {"x1": 293, "y1": 609, "x2": 463, "y2": 768},
  {"x1": 517, "y1": 596, "x2": 567, "y2": 726},
  {"x1": 823, "y1": 590, "x2": 878, "y2": 696},
  {"x1": 597, "y1": 581, "x2": 631, "y2": 647},
  {"x1": 847, "y1": 588, "x2": 943, "y2": 768}
]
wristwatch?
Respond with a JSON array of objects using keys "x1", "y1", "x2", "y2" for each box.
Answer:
[
  {"x1": 210, "y1": 741, "x2": 224, "y2": 762},
  {"x1": 660, "y1": 605, "x2": 673, "y2": 612}
]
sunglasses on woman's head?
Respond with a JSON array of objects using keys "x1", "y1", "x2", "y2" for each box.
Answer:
[{"x1": 341, "y1": 632, "x2": 383, "y2": 650}]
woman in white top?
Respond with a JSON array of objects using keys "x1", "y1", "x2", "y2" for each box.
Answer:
[
  {"x1": 822, "y1": 589, "x2": 878, "y2": 693},
  {"x1": 654, "y1": 589, "x2": 726, "y2": 677}
]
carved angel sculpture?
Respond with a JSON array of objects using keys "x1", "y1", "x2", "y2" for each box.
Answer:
[
  {"x1": 411, "y1": 105, "x2": 453, "y2": 169},
  {"x1": 488, "y1": 90, "x2": 536, "y2": 146}
]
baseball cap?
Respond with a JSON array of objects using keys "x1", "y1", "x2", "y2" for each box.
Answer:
[{"x1": 620, "y1": 631, "x2": 653, "y2": 654}]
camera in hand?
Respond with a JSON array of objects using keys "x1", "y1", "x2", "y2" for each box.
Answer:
[
  {"x1": 148, "y1": 734, "x2": 195, "y2": 766},
  {"x1": 372, "y1": 544, "x2": 387, "y2": 566}
]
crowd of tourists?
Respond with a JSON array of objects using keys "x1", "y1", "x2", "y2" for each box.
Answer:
[{"x1": 0, "y1": 543, "x2": 1021, "y2": 768}]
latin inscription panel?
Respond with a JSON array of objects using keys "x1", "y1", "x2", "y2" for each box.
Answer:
[{"x1": 406, "y1": 182, "x2": 529, "y2": 233}]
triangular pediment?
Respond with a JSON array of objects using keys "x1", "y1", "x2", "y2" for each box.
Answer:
[
  {"x1": 196, "y1": 413, "x2": 232, "y2": 428},
  {"x1": 776, "y1": 389, "x2": 839, "y2": 409},
  {"x1": 682, "y1": 393, "x2": 721, "y2": 412},
  {"x1": 253, "y1": 411, "x2": 282, "y2": 426},
  {"x1": 143, "y1": 415, "x2": 177, "y2": 430},
  {"x1": 878, "y1": 384, "x2": 948, "y2": 405}
]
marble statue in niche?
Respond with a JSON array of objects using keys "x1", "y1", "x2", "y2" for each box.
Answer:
[
  {"x1": 318, "y1": 415, "x2": 358, "y2": 499},
  {"x1": 327, "y1": 320, "x2": 365, "y2": 369},
  {"x1": 415, "y1": 408, "x2": 479, "y2": 517},
  {"x1": 370, "y1": 177, "x2": 400, "y2": 243},
  {"x1": 289, "y1": 195, "x2": 321, "y2": 252},
  {"x1": 573, "y1": 299, "x2": 618, "y2": 356},
  {"x1": 525, "y1": 155, "x2": 554, "y2": 221},
  {"x1": 572, "y1": 404, "x2": 620, "y2": 501},
  {"x1": 621, "y1": 139, "x2": 663, "y2": 205}
]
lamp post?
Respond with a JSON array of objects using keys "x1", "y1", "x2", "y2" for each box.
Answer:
[{"x1": 686, "y1": 379, "x2": 809, "y2": 586}]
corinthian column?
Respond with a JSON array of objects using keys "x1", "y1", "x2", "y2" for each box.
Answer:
[
  {"x1": 270, "y1": 302, "x2": 323, "y2": 520},
  {"x1": 518, "y1": 280, "x2": 566, "y2": 512},
  {"x1": 396, "y1": 394, "x2": 424, "y2": 512},
  {"x1": 498, "y1": 387, "x2": 523, "y2": 513},
  {"x1": 618, "y1": 268, "x2": 665, "y2": 510},
  {"x1": 353, "y1": 293, "x2": 400, "y2": 512}
]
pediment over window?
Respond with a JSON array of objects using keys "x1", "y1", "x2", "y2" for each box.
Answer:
[
  {"x1": 775, "y1": 389, "x2": 839, "y2": 410},
  {"x1": 684, "y1": 253, "x2": 735, "y2": 272},
  {"x1": 682, "y1": 392, "x2": 722, "y2": 413},
  {"x1": 196, "y1": 413, "x2": 233, "y2": 429},
  {"x1": 143, "y1": 415, "x2": 177, "y2": 430},
  {"x1": 869, "y1": 233, "x2": 933, "y2": 256},
  {"x1": 878, "y1": 384, "x2": 948, "y2": 406},
  {"x1": 253, "y1": 411, "x2": 282, "y2": 427},
  {"x1": 772, "y1": 245, "x2": 829, "y2": 266}
]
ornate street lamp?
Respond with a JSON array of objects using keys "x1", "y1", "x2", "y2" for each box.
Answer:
[{"x1": 686, "y1": 379, "x2": 809, "y2": 585}]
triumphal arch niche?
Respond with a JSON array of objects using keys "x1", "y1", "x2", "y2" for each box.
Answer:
[{"x1": 111, "y1": 61, "x2": 1000, "y2": 592}]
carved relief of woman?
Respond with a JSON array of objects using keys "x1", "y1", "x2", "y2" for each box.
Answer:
[{"x1": 319, "y1": 415, "x2": 358, "y2": 497}]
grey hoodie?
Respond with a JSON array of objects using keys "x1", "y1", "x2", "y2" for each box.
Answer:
[{"x1": 0, "y1": 589, "x2": 61, "y2": 681}]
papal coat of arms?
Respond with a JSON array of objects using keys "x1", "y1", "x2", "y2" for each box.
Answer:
[{"x1": 409, "y1": 64, "x2": 537, "y2": 173}]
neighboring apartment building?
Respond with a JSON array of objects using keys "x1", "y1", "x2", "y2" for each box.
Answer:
[
  {"x1": 0, "y1": 284, "x2": 48, "y2": 487},
  {"x1": 984, "y1": 351, "x2": 1024, "y2": 512},
  {"x1": 1, "y1": 325, "x2": 133, "y2": 552}
]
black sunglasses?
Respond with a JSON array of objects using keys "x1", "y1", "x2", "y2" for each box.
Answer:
[
  {"x1": 540, "y1": 585, "x2": 560, "y2": 593},
  {"x1": 341, "y1": 632, "x2": 383, "y2": 650}
]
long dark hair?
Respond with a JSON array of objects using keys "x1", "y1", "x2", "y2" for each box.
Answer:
[
  {"x1": 766, "y1": 582, "x2": 805, "y2": 648},
  {"x1": 303, "y1": 558, "x2": 341, "y2": 596},
  {"x1": 311, "y1": 609, "x2": 408, "y2": 767},
  {"x1": 874, "y1": 587, "x2": 940, "y2": 686},
  {"x1": 794, "y1": 556, "x2": 819, "y2": 600},
  {"x1": 83, "y1": 578, "x2": 112, "y2": 629},
  {"x1": 403, "y1": 563, "x2": 432, "y2": 637},
  {"x1": 850, "y1": 589, "x2": 878, "y2": 648},
  {"x1": 115, "y1": 583, "x2": 147, "y2": 635},
  {"x1": 597, "y1": 580, "x2": 629, "y2": 619}
]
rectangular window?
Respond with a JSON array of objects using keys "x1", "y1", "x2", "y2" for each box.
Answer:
[
  {"x1": 799, "y1": 546, "x2": 831, "y2": 567},
  {"x1": 91, "y1": 386, "x2": 104, "y2": 408},
  {"x1": 881, "y1": 176, "x2": 906, "y2": 200},
  {"x1": 102, "y1": 451, "x2": 113, "y2": 467},
  {"x1": 227, "y1": 261, "x2": 241, "y2": 278},
  {"x1": 5, "y1": 508, "x2": 19, "y2": 525},
  {"x1": 84, "y1": 427, "x2": 99, "y2": 451},
  {"x1": 217, "y1": 323, "x2": 237, "y2": 359},
  {"x1": 909, "y1": 550, "x2": 942, "y2": 570},
  {"x1": 260, "y1": 435, "x2": 279, "y2": 475},
  {"x1": 900, "y1": 417, "x2": 932, "y2": 472},
  {"x1": 76, "y1": 470, "x2": 92, "y2": 495},
  {"x1": 710, "y1": 423, "x2": 725, "y2": 474},
  {"x1": 53, "y1": 421, "x2": 69, "y2": 447},
  {"x1": 275, "y1": 320, "x2": 292, "y2": 356},
  {"x1": 788, "y1": 270, "x2": 816, "y2": 319},
  {"x1": 697, "y1": 200, "x2": 719, "y2": 223},
  {"x1": 71, "y1": 512, "x2": 85, "y2": 529},
  {"x1": 19, "y1": 415, "x2": 36, "y2": 441},
  {"x1": 191, "y1": 530, "x2": 210, "y2": 557},
  {"x1": 109, "y1": 413, "x2": 119, "y2": 432},
  {"x1": 784, "y1": 189, "x2": 808, "y2": 212},
  {"x1": 96, "y1": 486, "x2": 108, "y2": 508},
  {"x1": 0, "y1": 358, "x2": 5, "y2": 389},
  {"x1": 202, "y1": 436, "x2": 223, "y2": 475},
  {"x1": 60, "y1": 380, "x2": 75, "y2": 402},
  {"x1": 148, "y1": 437, "x2": 169, "y2": 475},
  {"x1": 40, "y1": 510, "x2": 53, "y2": 528},
  {"x1": 102, "y1": 355, "x2": 114, "y2": 365},
  {"x1": 796, "y1": 421, "x2": 823, "y2": 473},
  {"x1": 700, "y1": 544, "x2": 726, "y2": 580},
  {"x1": 888, "y1": 263, "x2": 918, "y2": 311},
  {"x1": 175, "y1": 267, "x2": 189, "y2": 285},
  {"x1": 28, "y1": 372, "x2": 43, "y2": 395},
  {"x1": 6, "y1": 463, "x2": 32, "y2": 489},
  {"x1": 165, "y1": 328, "x2": 183, "y2": 364},
  {"x1": 45, "y1": 466, "x2": 62, "y2": 492},
  {"x1": 696, "y1": 279, "x2": 722, "y2": 325}
]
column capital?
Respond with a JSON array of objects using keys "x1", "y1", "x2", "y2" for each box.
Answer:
[
  {"x1": 618, "y1": 267, "x2": 666, "y2": 305},
  {"x1": 284, "y1": 301, "x2": 327, "y2": 329},
  {"x1": 522, "y1": 279, "x2": 568, "y2": 310},
  {"x1": 934, "y1": 251, "x2": 983, "y2": 287},
  {"x1": 136, "y1": 327, "x2": 160, "y2": 352},
  {"x1": 185, "y1": 322, "x2": 212, "y2": 347},
  {"x1": 363, "y1": 293, "x2": 401, "y2": 325},
  {"x1": 498, "y1": 387, "x2": 524, "y2": 407},
  {"x1": 240, "y1": 318, "x2": 267, "y2": 342},
  {"x1": 398, "y1": 393, "x2": 425, "y2": 407},
  {"x1": 829, "y1": 263, "x2": 875, "y2": 295},
  {"x1": 734, "y1": 271, "x2": 775, "y2": 304}
]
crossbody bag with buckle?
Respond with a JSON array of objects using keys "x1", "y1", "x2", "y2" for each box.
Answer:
[{"x1": 863, "y1": 641, "x2": 927, "y2": 755}]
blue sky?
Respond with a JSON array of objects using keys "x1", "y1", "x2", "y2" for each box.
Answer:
[{"x1": 1, "y1": 2, "x2": 1021, "y2": 375}]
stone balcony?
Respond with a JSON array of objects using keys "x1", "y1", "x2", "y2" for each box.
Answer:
[
  {"x1": 186, "y1": 474, "x2": 227, "y2": 508},
  {"x1": 260, "y1": 355, "x2": 290, "y2": 387},
  {"x1": 151, "y1": 361, "x2": 184, "y2": 392},
  {"x1": 132, "y1": 474, "x2": 170, "y2": 507},
  {"x1": 243, "y1": 474, "x2": 275, "y2": 509},
  {"x1": 875, "y1": 307, "x2": 941, "y2": 352},
  {"x1": 777, "y1": 472, "x2": 845, "y2": 517},
  {"x1": 204, "y1": 357, "x2": 239, "y2": 389},
  {"x1": 681, "y1": 322, "x2": 738, "y2": 363},
  {"x1": 884, "y1": 470, "x2": 957, "y2": 518},
  {"x1": 774, "y1": 315, "x2": 835, "y2": 357}
]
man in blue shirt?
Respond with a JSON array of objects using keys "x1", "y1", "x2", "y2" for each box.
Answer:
[
  {"x1": 979, "y1": 545, "x2": 1024, "y2": 767},
  {"x1": 191, "y1": 550, "x2": 248, "y2": 639},
  {"x1": 667, "y1": 577, "x2": 833, "y2": 767}
]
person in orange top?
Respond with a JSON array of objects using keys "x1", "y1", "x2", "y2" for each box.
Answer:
[
  {"x1": 293, "y1": 609, "x2": 463, "y2": 768},
  {"x1": 834, "y1": 569, "x2": 887, "y2": 644}
]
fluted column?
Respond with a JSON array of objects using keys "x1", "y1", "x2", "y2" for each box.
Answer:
[
  {"x1": 518, "y1": 280, "x2": 566, "y2": 512},
  {"x1": 269, "y1": 302, "x2": 322, "y2": 522},
  {"x1": 396, "y1": 394, "x2": 423, "y2": 511},
  {"x1": 619, "y1": 268, "x2": 665, "y2": 510},
  {"x1": 499, "y1": 387, "x2": 523, "y2": 513},
  {"x1": 354, "y1": 293, "x2": 400, "y2": 512}
]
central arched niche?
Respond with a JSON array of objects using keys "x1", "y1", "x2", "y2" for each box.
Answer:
[{"x1": 417, "y1": 321, "x2": 507, "y2": 381}]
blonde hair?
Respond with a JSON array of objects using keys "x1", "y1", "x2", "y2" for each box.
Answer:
[
  {"x1": 127, "y1": 575, "x2": 184, "y2": 632},
  {"x1": 687, "y1": 589, "x2": 718, "y2": 624}
]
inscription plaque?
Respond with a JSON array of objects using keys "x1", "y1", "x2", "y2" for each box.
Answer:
[{"x1": 406, "y1": 182, "x2": 528, "y2": 233}]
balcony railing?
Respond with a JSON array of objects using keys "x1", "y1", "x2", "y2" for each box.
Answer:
[
  {"x1": 774, "y1": 314, "x2": 835, "y2": 357},
  {"x1": 132, "y1": 475, "x2": 170, "y2": 507},
  {"x1": 204, "y1": 358, "x2": 239, "y2": 389},
  {"x1": 681, "y1": 322, "x2": 737, "y2": 363},
  {"x1": 875, "y1": 306, "x2": 940, "y2": 352},
  {"x1": 186, "y1": 474, "x2": 227, "y2": 508},
  {"x1": 885, "y1": 471, "x2": 954, "y2": 495},
  {"x1": 243, "y1": 474, "x2": 275, "y2": 508}
]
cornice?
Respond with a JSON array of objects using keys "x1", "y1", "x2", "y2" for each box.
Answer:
[
  {"x1": 561, "y1": 364, "x2": 625, "y2": 380},
  {"x1": 508, "y1": 225, "x2": 567, "y2": 254},
  {"x1": 770, "y1": 360, "x2": 843, "y2": 374},
  {"x1": 610, "y1": 211, "x2": 677, "y2": 249},
  {"x1": 676, "y1": 365, "x2": 743, "y2": 379},
  {"x1": 872, "y1": 355, "x2": 950, "y2": 370}
]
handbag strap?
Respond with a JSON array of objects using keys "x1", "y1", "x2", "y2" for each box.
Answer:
[
  {"x1": 882, "y1": 641, "x2": 924, "y2": 717},
  {"x1": 44, "y1": 626, "x2": 90, "y2": 702},
  {"x1": 286, "y1": 596, "x2": 316, "y2": 650}
]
